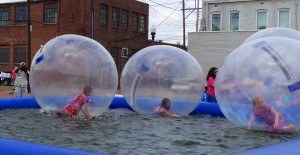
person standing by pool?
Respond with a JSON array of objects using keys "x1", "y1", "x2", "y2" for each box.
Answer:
[
  {"x1": 155, "y1": 98, "x2": 179, "y2": 117},
  {"x1": 248, "y1": 97, "x2": 295, "y2": 133},
  {"x1": 11, "y1": 67, "x2": 16, "y2": 90},
  {"x1": 206, "y1": 67, "x2": 218, "y2": 103},
  {"x1": 60, "y1": 86, "x2": 95, "y2": 120},
  {"x1": 14, "y1": 62, "x2": 29, "y2": 97}
]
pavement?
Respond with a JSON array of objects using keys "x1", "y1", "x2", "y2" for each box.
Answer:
[
  {"x1": 0, "y1": 85, "x2": 18, "y2": 98},
  {"x1": 0, "y1": 85, "x2": 32, "y2": 98}
]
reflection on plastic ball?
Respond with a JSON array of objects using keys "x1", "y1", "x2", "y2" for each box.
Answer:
[
  {"x1": 216, "y1": 37, "x2": 300, "y2": 131},
  {"x1": 243, "y1": 27, "x2": 300, "y2": 44},
  {"x1": 121, "y1": 45, "x2": 205, "y2": 116},
  {"x1": 30, "y1": 34, "x2": 118, "y2": 116}
]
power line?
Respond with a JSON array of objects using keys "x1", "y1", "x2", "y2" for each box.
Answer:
[{"x1": 156, "y1": 1, "x2": 182, "y2": 27}]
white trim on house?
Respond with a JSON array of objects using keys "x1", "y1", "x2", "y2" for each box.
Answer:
[
  {"x1": 256, "y1": 9, "x2": 268, "y2": 30},
  {"x1": 211, "y1": 12, "x2": 222, "y2": 31},
  {"x1": 278, "y1": 8, "x2": 291, "y2": 28},
  {"x1": 229, "y1": 10, "x2": 240, "y2": 31}
]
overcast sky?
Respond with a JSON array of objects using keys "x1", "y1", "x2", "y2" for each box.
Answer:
[{"x1": 0, "y1": 0, "x2": 201, "y2": 45}]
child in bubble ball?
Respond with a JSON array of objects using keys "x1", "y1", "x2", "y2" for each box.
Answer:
[
  {"x1": 60, "y1": 86, "x2": 95, "y2": 120},
  {"x1": 247, "y1": 96, "x2": 294, "y2": 132},
  {"x1": 155, "y1": 98, "x2": 179, "y2": 117}
]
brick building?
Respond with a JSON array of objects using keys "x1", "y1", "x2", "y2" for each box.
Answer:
[{"x1": 0, "y1": 0, "x2": 149, "y2": 76}]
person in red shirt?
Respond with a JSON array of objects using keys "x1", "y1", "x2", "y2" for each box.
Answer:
[
  {"x1": 206, "y1": 67, "x2": 218, "y2": 103},
  {"x1": 60, "y1": 86, "x2": 95, "y2": 119},
  {"x1": 11, "y1": 68, "x2": 16, "y2": 90}
]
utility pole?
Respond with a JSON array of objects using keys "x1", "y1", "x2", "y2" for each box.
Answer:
[
  {"x1": 57, "y1": 0, "x2": 60, "y2": 36},
  {"x1": 182, "y1": 0, "x2": 185, "y2": 47},
  {"x1": 91, "y1": 0, "x2": 94, "y2": 39},
  {"x1": 27, "y1": 0, "x2": 31, "y2": 66},
  {"x1": 196, "y1": 0, "x2": 200, "y2": 32}
]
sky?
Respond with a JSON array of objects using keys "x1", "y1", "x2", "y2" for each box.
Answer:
[{"x1": 0, "y1": 0, "x2": 201, "y2": 46}]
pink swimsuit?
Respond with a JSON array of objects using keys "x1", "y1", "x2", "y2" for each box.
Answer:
[
  {"x1": 62, "y1": 93, "x2": 89, "y2": 116},
  {"x1": 253, "y1": 104, "x2": 285, "y2": 132}
]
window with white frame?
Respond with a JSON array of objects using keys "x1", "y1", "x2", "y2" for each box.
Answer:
[
  {"x1": 279, "y1": 9, "x2": 289, "y2": 28},
  {"x1": 211, "y1": 13, "x2": 221, "y2": 31},
  {"x1": 257, "y1": 11, "x2": 267, "y2": 30},
  {"x1": 230, "y1": 12, "x2": 239, "y2": 30}
]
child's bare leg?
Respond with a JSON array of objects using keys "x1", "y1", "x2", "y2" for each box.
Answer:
[{"x1": 282, "y1": 124, "x2": 295, "y2": 132}]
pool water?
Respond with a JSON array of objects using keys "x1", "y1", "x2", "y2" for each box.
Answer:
[{"x1": 0, "y1": 108, "x2": 299, "y2": 155}]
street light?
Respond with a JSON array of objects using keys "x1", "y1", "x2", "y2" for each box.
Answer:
[{"x1": 150, "y1": 25, "x2": 156, "y2": 41}]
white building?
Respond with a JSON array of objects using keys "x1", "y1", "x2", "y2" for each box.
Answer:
[{"x1": 189, "y1": 0, "x2": 300, "y2": 75}]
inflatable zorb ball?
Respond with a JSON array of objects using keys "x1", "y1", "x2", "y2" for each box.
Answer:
[
  {"x1": 243, "y1": 27, "x2": 300, "y2": 44},
  {"x1": 121, "y1": 45, "x2": 205, "y2": 116},
  {"x1": 216, "y1": 37, "x2": 300, "y2": 131},
  {"x1": 30, "y1": 34, "x2": 118, "y2": 116}
]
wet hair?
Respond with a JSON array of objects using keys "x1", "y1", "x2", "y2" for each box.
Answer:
[
  {"x1": 252, "y1": 97, "x2": 261, "y2": 112},
  {"x1": 161, "y1": 98, "x2": 171, "y2": 111},
  {"x1": 206, "y1": 67, "x2": 217, "y2": 81},
  {"x1": 83, "y1": 86, "x2": 93, "y2": 95}
]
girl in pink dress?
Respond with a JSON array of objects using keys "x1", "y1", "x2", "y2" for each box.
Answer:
[
  {"x1": 60, "y1": 86, "x2": 95, "y2": 120},
  {"x1": 248, "y1": 97, "x2": 294, "y2": 132}
]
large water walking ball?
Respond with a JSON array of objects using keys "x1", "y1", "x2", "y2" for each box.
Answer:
[
  {"x1": 121, "y1": 45, "x2": 205, "y2": 116},
  {"x1": 216, "y1": 36, "x2": 300, "y2": 131},
  {"x1": 243, "y1": 27, "x2": 300, "y2": 44},
  {"x1": 30, "y1": 34, "x2": 118, "y2": 116}
]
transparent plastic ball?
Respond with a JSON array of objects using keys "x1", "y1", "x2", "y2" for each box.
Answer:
[
  {"x1": 216, "y1": 37, "x2": 300, "y2": 131},
  {"x1": 30, "y1": 34, "x2": 118, "y2": 116},
  {"x1": 243, "y1": 27, "x2": 300, "y2": 44},
  {"x1": 121, "y1": 45, "x2": 205, "y2": 116}
]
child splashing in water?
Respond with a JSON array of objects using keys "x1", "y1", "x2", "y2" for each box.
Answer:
[
  {"x1": 155, "y1": 98, "x2": 179, "y2": 117},
  {"x1": 60, "y1": 86, "x2": 95, "y2": 120},
  {"x1": 248, "y1": 97, "x2": 294, "y2": 132}
]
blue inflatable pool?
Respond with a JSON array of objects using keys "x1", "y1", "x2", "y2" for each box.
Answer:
[
  {"x1": 0, "y1": 95, "x2": 298, "y2": 155},
  {"x1": 0, "y1": 95, "x2": 225, "y2": 117}
]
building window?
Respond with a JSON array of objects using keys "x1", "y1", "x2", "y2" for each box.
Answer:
[
  {"x1": 140, "y1": 15, "x2": 146, "y2": 33},
  {"x1": 279, "y1": 9, "x2": 289, "y2": 28},
  {"x1": 230, "y1": 12, "x2": 239, "y2": 30},
  {"x1": 15, "y1": 6, "x2": 27, "y2": 25},
  {"x1": 112, "y1": 7, "x2": 119, "y2": 28},
  {"x1": 100, "y1": 4, "x2": 108, "y2": 25},
  {"x1": 44, "y1": 3, "x2": 57, "y2": 23},
  {"x1": 0, "y1": 47, "x2": 10, "y2": 64},
  {"x1": 211, "y1": 13, "x2": 221, "y2": 31},
  {"x1": 0, "y1": 7, "x2": 10, "y2": 26},
  {"x1": 257, "y1": 11, "x2": 267, "y2": 30},
  {"x1": 121, "y1": 10, "x2": 128, "y2": 30},
  {"x1": 14, "y1": 46, "x2": 26, "y2": 64},
  {"x1": 111, "y1": 47, "x2": 119, "y2": 69},
  {"x1": 132, "y1": 12, "x2": 138, "y2": 32}
]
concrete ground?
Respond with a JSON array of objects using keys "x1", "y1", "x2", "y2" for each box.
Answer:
[{"x1": 0, "y1": 85, "x2": 22, "y2": 98}]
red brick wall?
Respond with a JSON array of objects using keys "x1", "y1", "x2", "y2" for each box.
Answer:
[{"x1": 0, "y1": 0, "x2": 149, "y2": 72}]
